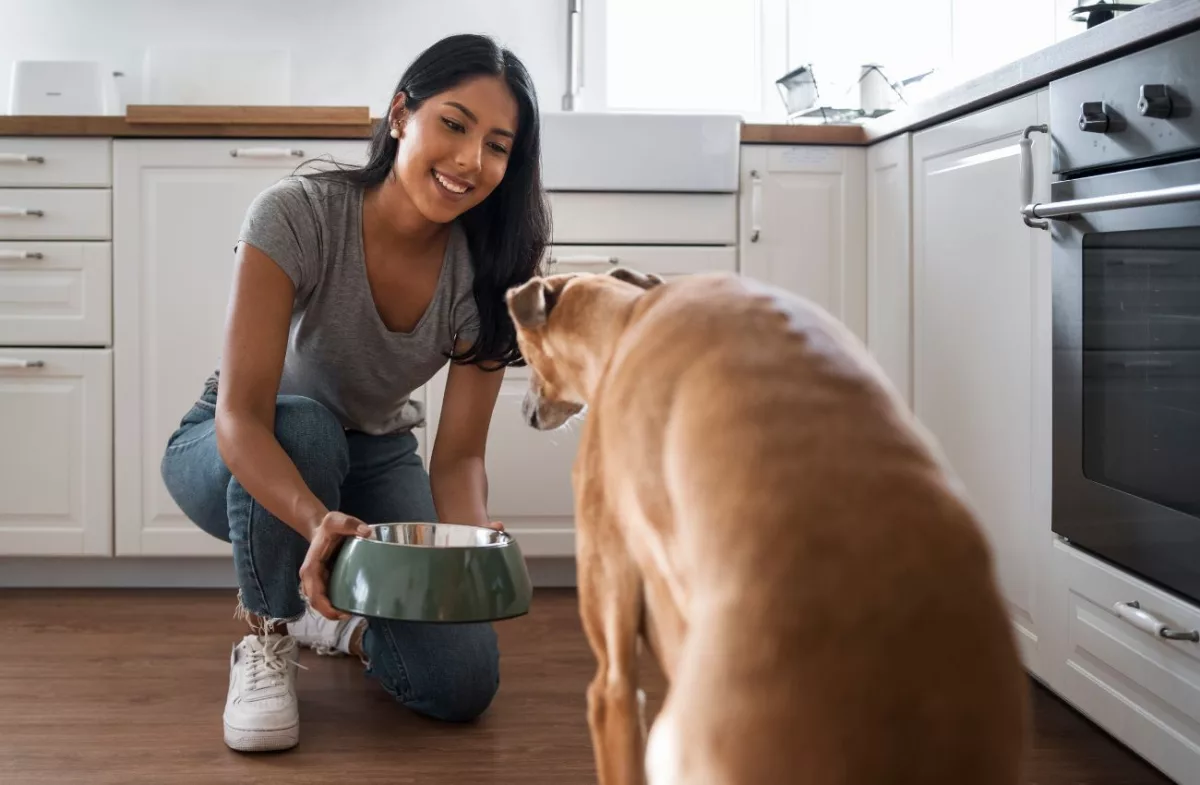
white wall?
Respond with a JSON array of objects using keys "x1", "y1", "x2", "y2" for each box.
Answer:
[{"x1": 0, "y1": 0, "x2": 567, "y2": 116}]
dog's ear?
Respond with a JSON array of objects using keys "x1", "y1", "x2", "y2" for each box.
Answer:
[
  {"x1": 608, "y1": 266, "x2": 665, "y2": 290},
  {"x1": 507, "y1": 279, "x2": 550, "y2": 328}
]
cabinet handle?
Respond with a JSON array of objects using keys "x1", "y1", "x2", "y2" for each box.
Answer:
[
  {"x1": 0, "y1": 250, "x2": 43, "y2": 260},
  {"x1": 1114, "y1": 601, "x2": 1199, "y2": 642},
  {"x1": 1019, "y1": 124, "x2": 1049, "y2": 231},
  {"x1": 550, "y1": 254, "x2": 619, "y2": 266},
  {"x1": 0, "y1": 153, "x2": 45, "y2": 164},
  {"x1": 229, "y1": 147, "x2": 305, "y2": 159},
  {"x1": 749, "y1": 169, "x2": 762, "y2": 242},
  {"x1": 0, "y1": 207, "x2": 45, "y2": 217},
  {"x1": 0, "y1": 358, "x2": 45, "y2": 369}
]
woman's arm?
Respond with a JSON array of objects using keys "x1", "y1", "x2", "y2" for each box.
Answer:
[
  {"x1": 214, "y1": 242, "x2": 328, "y2": 539},
  {"x1": 429, "y1": 346, "x2": 505, "y2": 528}
]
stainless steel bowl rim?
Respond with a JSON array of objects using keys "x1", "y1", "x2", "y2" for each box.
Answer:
[{"x1": 355, "y1": 521, "x2": 512, "y2": 549}]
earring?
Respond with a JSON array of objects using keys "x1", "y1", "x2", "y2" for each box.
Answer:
[{"x1": 389, "y1": 125, "x2": 400, "y2": 139}]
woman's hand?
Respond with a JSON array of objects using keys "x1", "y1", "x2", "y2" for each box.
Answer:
[{"x1": 299, "y1": 511, "x2": 372, "y2": 621}]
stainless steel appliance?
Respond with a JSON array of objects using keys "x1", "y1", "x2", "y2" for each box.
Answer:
[{"x1": 1023, "y1": 26, "x2": 1200, "y2": 605}]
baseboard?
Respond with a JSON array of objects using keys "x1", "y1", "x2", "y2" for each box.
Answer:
[{"x1": 0, "y1": 556, "x2": 578, "y2": 589}]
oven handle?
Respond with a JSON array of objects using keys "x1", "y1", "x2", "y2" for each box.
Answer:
[{"x1": 1023, "y1": 182, "x2": 1200, "y2": 222}]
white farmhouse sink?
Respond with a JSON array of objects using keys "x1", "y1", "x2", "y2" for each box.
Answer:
[{"x1": 540, "y1": 111, "x2": 741, "y2": 193}]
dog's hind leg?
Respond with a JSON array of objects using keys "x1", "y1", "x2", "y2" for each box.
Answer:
[{"x1": 578, "y1": 510, "x2": 647, "y2": 785}]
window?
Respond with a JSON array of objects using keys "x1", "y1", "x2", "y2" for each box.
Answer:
[
  {"x1": 583, "y1": 0, "x2": 788, "y2": 120},
  {"x1": 605, "y1": 0, "x2": 762, "y2": 114}
]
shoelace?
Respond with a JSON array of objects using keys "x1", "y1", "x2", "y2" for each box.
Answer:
[{"x1": 244, "y1": 637, "x2": 305, "y2": 691}]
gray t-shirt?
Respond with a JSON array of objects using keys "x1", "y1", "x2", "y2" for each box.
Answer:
[{"x1": 210, "y1": 175, "x2": 480, "y2": 436}]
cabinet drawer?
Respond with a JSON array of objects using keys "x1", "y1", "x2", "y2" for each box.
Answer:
[
  {"x1": 114, "y1": 138, "x2": 370, "y2": 170},
  {"x1": 548, "y1": 245, "x2": 738, "y2": 276},
  {"x1": 0, "y1": 348, "x2": 112, "y2": 556},
  {"x1": 1053, "y1": 540, "x2": 1200, "y2": 783},
  {"x1": 549, "y1": 193, "x2": 736, "y2": 245},
  {"x1": 0, "y1": 189, "x2": 111, "y2": 240},
  {"x1": 0, "y1": 138, "x2": 112, "y2": 187},
  {"x1": 0, "y1": 242, "x2": 111, "y2": 346}
]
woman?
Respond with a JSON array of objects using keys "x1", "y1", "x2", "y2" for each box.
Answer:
[{"x1": 160, "y1": 33, "x2": 550, "y2": 753}]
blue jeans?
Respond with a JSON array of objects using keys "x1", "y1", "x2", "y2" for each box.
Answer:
[{"x1": 159, "y1": 388, "x2": 500, "y2": 723}]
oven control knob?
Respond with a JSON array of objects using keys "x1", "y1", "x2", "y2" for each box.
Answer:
[
  {"x1": 1079, "y1": 101, "x2": 1110, "y2": 133},
  {"x1": 1137, "y1": 84, "x2": 1173, "y2": 118}
]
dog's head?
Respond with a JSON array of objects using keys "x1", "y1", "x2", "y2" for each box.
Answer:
[{"x1": 505, "y1": 267, "x2": 664, "y2": 430}]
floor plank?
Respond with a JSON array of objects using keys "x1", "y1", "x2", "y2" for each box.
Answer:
[{"x1": 0, "y1": 588, "x2": 1175, "y2": 784}]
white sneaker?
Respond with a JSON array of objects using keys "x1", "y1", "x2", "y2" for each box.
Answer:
[
  {"x1": 223, "y1": 634, "x2": 301, "y2": 752},
  {"x1": 288, "y1": 603, "x2": 365, "y2": 658}
]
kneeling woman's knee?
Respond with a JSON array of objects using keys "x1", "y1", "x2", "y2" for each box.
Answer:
[{"x1": 366, "y1": 621, "x2": 500, "y2": 722}]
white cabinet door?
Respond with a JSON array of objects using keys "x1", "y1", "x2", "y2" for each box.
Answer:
[
  {"x1": 0, "y1": 348, "x2": 111, "y2": 555},
  {"x1": 112, "y1": 139, "x2": 368, "y2": 556},
  {"x1": 866, "y1": 133, "x2": 913, "y2": 405},
  {"x1": 0, "y1": 241, "x2": 112, "y2": 347},
  {"x1": 912, "y1": 91, "x2": 1052, "y2": 678},
  {"x1": 738, "y1": 144, "x2": 867, "y2": 339}
]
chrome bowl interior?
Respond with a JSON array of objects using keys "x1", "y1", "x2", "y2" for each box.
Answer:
[{"x1": 365, "y1": 522, "x2": 510, "y2": 548}]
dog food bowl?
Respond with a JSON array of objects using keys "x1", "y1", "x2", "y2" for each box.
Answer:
[{"x1": 327, "y1": 522, "x2": 533, "y2": 623}]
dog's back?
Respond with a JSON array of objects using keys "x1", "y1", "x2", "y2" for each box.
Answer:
[{"x1": 594, "y1": 273, "x2": 1028, "y2": 784}]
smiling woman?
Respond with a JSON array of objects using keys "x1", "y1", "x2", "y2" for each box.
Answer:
[{"x1": 156, "y1": 33, "x2": 551, "y2": 754}]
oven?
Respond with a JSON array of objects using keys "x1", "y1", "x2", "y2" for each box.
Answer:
[{"x1": 1024, "y1": 26, "x2": 1200, "y2": 606}]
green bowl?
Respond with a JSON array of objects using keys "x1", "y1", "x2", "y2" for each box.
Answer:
[{"x1": 327, "y1": 522, "x2": 533, "y2": 623}]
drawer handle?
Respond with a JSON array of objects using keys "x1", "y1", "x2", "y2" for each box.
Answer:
[
  {"x1": 0, "y1": 153, "x2": 45, "y2": 164},
  {"x1": 0, "y1": 358, "x2": 45, "y2": 369},
  {"x1": 230, "y1": 147, "x2": 305, "y2": 159},
  {"x1": 749, "y1": 169, "x2": 762, "y2": 242},
  {"x1": 0, "y1": 207, "x2": 45, "y2": 218},
  {"x1": 1115, "y1": 601, "x2": 1200, "y2": 642},
  {"x1": 0, "y1": 250, "x2": 44, "y2": 260},
  {"x1": 550, "y1": 254, "x2": 619, "y2": 266}
]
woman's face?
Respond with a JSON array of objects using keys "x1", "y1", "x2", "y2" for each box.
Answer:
[{"x1": 391, "y1": 75, "x2": 520, "y2": 224}]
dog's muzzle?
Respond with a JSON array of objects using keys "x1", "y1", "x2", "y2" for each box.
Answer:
[{"x1": 521, "y1": 389, "x2": 541, "y2": 429}]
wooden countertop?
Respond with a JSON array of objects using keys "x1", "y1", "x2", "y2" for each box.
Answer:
[
  {"x1": 739, "y1": 123, "x2": 866, "y2": 145},
  {"x1": 0, "y1": 115, "x2": 377, "y2": 139},
  {"x1": 0, "y1": 114, "x2": 869, "y2": 145},
  {"x1": 3, "y1": 2, "x2": 1197, "y2": 148}
]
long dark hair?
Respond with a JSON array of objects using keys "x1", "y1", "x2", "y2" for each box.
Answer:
[{"x1": 307, "y1": 33, "x2": 550, "y2": 369}]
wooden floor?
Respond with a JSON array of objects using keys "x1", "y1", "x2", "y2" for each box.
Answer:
[{"x1": 0, "y1": 588, "x2": 1177, "y2": 785}]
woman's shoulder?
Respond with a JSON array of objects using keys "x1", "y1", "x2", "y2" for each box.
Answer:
[{"x1": 255, "y1": 173, "x2": 357, "y2": 212}]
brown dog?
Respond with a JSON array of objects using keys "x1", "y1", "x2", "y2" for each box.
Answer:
[{"x1": 505, "y1": 268, "x2": 1028, "y2": 785}]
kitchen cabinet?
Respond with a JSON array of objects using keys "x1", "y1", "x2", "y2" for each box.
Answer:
[
  {"x1": 866, "y1": 133, "x2": 913, "y2": 405},
  {"x1": 111, "y1": 139, "x2": 368, "y2": 556},
  {"x1": 738, "y1": 144, "x2": 867, "y2": 340},
  {"x1": 0, "y1": 349, "x2": 112, "y2": 555},
  {"x1": 0, "y1": 137, "x2": 113, "y2": 557},
  {"x1": 911, "y1": 90, "x2": 1053, "y2": 679}
]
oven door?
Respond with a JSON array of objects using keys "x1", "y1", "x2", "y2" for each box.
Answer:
[{"x1": 1044, "y1": 156, "x2": 1200, "y2": 605}]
